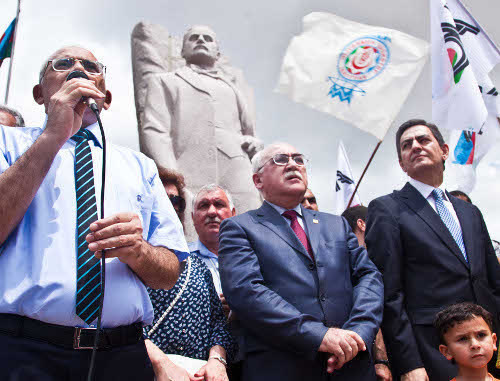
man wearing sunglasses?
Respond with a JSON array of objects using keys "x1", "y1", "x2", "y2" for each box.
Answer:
[
  {"x1": 0, "y1": 46, "x2": 189, "y2": 380},
  {"x1": 218, "y1": 142, "x2": 383, "y2": 381}
]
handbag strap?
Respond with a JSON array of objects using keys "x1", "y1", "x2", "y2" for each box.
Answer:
[{"x1": 147, "y1": 256, "x2": 192, "y2": 337}]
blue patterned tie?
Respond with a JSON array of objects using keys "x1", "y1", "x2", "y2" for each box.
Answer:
[
  {"x1": 72, "y1": 129, "x2": 101, "y2": 324},
  {"x1": 432, "y1": 189, "x2": 468, "y2": 263}
]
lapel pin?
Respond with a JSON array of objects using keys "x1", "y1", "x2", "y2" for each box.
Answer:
[{"x1": 313, "y1": 219, "x2": 319, "y2": 224}]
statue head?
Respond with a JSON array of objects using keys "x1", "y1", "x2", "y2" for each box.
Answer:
[{"x1": 181, "y1": 25, "x2": 220, "y2": 68}]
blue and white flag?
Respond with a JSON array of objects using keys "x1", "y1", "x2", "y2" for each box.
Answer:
[{"x1": 276, "y1": 12, "x2": 429, "y2": 140}]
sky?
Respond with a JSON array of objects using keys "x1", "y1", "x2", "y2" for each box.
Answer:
[{"x1": 1, "y1": 0, "x2": 499, "y2": 237}]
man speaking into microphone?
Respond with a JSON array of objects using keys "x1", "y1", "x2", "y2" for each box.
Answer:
[{"x1": 0, "y1": 46, "x2": 189, "y2": 380}]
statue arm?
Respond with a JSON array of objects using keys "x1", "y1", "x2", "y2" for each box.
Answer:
[{"x1": 139, "y1": 74, "x2": 178, "y2": 170}]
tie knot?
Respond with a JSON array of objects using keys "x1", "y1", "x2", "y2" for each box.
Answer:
[
  {"x1": 282, "y1": 210, "x2": 298, "y2": 221},
  {"x1": 71, "y1": 129, "x2": 92, "y2": 143},
  {"x1": 432, "y1": 188, "x2": 445, "y2": 201}
]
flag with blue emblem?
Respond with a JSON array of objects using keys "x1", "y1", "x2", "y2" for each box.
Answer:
[{"x1": 275, "y1": 12, "x2": 429, "y2": 140}]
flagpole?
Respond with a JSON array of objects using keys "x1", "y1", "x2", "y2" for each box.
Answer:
[
  {"x1": 346, "y1": 140, "x2": 382, "y2": 209},
  {"x1": 4, "y1": 0, "x2": 21, "y2": 105}
]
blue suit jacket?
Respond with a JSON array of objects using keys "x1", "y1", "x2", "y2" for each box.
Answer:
[{"x1": 219, "y1": 202, "x2": 383, "y2": 380}]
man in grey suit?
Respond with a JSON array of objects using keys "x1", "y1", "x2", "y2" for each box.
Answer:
[
  {"x1": 140, "y1": 25, "x2": 262, "y2": 239},
  {"x1": 218, "y1": 142, "x2": 384, "y2": 380}
]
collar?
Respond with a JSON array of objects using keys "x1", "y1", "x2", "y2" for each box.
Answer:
[
  {"x1": 265, "y1": 200, "x2": 303, "y2": 218},
  {"x1": 188, "y1": 240, "x2": 218, "y2": 259},
  {"x1": 42, "y1": 116, "x2": 103, "y2": 148},
  {"x1": 408, "y1": 177, "x2": 449, "y2": 202},
  {"x1": 188, "y1": 64, "x2": 219, "y2": 76}
]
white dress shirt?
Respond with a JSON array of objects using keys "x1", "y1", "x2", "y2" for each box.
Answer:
[{"x1": 408, "y1": 177, "x2": 462, "y2": 228}]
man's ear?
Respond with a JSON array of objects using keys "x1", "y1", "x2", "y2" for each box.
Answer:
[
  {"x1": 357, "y1": 219, "x2": 366, "y2": 233},
  {"x1": 399, "y1": 159, "x2": 407, "y2": 173},
  {"x1": 493, "y1": 333, "x2": 497, "y2": 352},
  {"x1": 441, "y1": 143, "x2": 450, "y2": 162},
  {"x1": 33, "y1": 84, "x2": 44, "y2": 105},
  {"x1": 231, "y1": 208, "x2": 236, "y2": 217},
  {"x1": 102, "y1": 90, "x2": 112, "y2": 110},
  {"x1": 253, "y1": 173, "x2": 263, "y2": 190},
  {"x1": 439, "y1": 344, "x2": 453, "y2": 361}
]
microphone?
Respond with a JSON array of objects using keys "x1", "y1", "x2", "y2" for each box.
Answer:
[{"x1": 66, "y1": 70, "x2": 100, "y2": 113}]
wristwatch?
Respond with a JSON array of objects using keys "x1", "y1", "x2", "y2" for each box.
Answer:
[
  {"x1": 209, "y1": 355, "x2": 227, "y2": 367},
  {"x1": 374, "y1": 359, "x2": 390, "y2": 367}
]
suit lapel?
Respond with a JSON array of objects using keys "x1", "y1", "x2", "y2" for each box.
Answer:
[
  {"x1": 302, "y1": 206, "x2": 320, "y2": 258},
  {"x1": 256, "y1": 202, "x2": 311, "y2": 261},
  {"x1": 449, "y1": 193, "x2": 477, "y2": 272},
  {"x1": 176, "y1": 66, "x2": 211, "y2": 95},
  {"x1": 398, "y1": 183, "x2": 469, "y2": 269}
]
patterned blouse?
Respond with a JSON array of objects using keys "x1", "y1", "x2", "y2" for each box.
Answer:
[{"x1": 144, "y1": 254, "x2": 236, "y2": 361}]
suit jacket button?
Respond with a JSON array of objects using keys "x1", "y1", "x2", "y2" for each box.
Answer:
[
  {"x1": 320, "y1": 295, "x2": 326, "y2": 302},
  {"x1": 308, "y1": 263, "x2": 315, "y2": 270}
]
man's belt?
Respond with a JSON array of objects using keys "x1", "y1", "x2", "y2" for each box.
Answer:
[{"x1": 0, "y1": 313, "x2": 143, "y2": 350}]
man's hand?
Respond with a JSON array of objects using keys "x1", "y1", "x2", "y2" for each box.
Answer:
[
  {"x1": 375, "y1": 363, "x2": 392, "y2": 381},
  {"x1": 86, "y1": 212, "x2": 180, "y2": 289},
  {"x1": 319, "y1": 327, "x2": 366, "y2": 372},
  {"x1": 44, "y1": 78, "x2": 105, "y2": 144},
  {"x1": 86, "y1": 212, "x2": 144, "y2": 265},
  {"x1": 219, "y1": 293, "x2": 230, "y2": 319},
  {"x1": 401, "y1": 368, "x2": 429, "y2": 381},
  {"x1": 191, "y1": 359, "x2": 228, "y2": 381},
  {"x1": 240, "y1": 136, "x2": 263, "y2": 160}
]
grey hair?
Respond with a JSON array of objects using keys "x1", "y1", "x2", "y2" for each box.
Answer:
[
  {"x1": 251, "y1": 142, "x2": 292, "y2": 173},
  {"x1": 0, "y1": 104, "x2": 25, "y2": 127},
  {"x1": 192, "y1": 183, "x2": 234, "y2": 211}
]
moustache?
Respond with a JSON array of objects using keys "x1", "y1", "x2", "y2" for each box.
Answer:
[
  {"x1": 204, "y1": 216, "x2": 222, "y2": 225},
  {"x1": 284, "y1": 170, "x2": 303, "y2": 181}
]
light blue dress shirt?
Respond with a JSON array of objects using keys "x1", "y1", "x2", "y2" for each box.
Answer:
[
  {"x1": 188, "y1": 240, "x2": 222, "y2": 295},
  {"x1": 0, "y1": 120, "x2": 190, "y2": 328},
  {"x1": 266, "y1": 200, "x2": 308, "y2": 233}
]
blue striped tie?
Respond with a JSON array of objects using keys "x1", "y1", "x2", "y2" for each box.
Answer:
[
  {"x1": 432, "y1": 189, "x2": 468, "y2": 263},
  {"x1": 72, "y1": 129, "x2": 101, "y2": 325}
]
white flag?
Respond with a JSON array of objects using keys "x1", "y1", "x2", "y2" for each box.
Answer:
[
  {"x1": 276, "y1": 12, "x2": 429, "y2": 140},
  {"x1": 336, "y1": 141, "x2": 361, "y2": 215},
  {"x1": 431, "y1": 0, "x2": 500, "y2": 192}
]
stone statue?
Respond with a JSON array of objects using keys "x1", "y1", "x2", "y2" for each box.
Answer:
[{"x1": 132, "y1": 23, "x2": 262, "y2": 240}]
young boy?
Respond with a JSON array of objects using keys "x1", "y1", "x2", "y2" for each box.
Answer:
[{"x1": 434, "y1": 303, "x2": 499, "y2": 381}]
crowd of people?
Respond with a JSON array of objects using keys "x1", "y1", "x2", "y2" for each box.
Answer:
[{"x1": 0, "y1": 39, "x2": 499, "y2": 381}]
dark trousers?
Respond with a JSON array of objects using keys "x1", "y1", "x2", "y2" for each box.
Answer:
[
  {"x1": 0, "y1": 332, "x2": 154, "y2": 381},
  {"x1": 241, "y1": 349, "x2": 376, "y2": 381}
]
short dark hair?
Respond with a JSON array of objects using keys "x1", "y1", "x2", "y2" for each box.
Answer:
[
  {"x1": 395, "y1": 119, "x2": 445, "y2": 162},
  {"x1": 449, "y1": 190, "x2": 472, "y2": 204},
  {"x1": 434, "y1": 302, "x2": 493, "y2": 345},
  {"x1": 341, "y1": 206, "x2": 367, "y2": 233}
]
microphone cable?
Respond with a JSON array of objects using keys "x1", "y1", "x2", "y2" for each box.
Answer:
[{"x1": 86, "y1": 102, "x2": 107, "y2": 381}]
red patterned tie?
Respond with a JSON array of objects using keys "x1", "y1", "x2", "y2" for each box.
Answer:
[{"x1": 282, "y1": 210, "x2": 315, "y2": 262}]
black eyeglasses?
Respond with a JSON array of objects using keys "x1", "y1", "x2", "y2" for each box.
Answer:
[
  {"x1": 258, "y1": 153, "x2": 308, "y2": 172},
  {"x1": 169, "y1": 194, "x2": 186, "y2": 213}
]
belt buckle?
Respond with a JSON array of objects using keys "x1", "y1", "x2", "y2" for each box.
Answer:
[{"x1": 73, "y1": 327, "x2": 97, "y2": 350}]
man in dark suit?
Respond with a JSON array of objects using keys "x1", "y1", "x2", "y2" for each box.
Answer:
[
  {"x1": 218, "y1": 142, "x2": 383, "y2": 380},
  {"x1": 365, "y1": 119, "x2": 500, "y2": 381}
]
